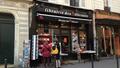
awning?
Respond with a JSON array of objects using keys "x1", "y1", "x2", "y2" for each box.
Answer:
[
  {"x1": 95, "y1": 10, "x2": 120, "y2": 25},
  {"x1": 37, "y1": 13, "x2": 92, "y2": 24},
  {"x1": 96, "y1": 19, "x2": 120, "y2": 25},
  {"x1": 95, "y1": 10, "x2": 120, "y2": 21}
]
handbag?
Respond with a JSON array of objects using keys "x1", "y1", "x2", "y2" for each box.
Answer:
[{"x1": 51, "y1": 47, "x2": 58, "y2": 55}]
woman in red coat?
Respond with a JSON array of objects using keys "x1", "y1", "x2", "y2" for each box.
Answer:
[{"x1": 41, "y1": 41, "x2": 51, "y2": 68}]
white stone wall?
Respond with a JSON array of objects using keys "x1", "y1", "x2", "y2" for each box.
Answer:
[
  {"x1": 48, "y1": 0, "x2": 70, "y2": 6},
  {"x1": 0, "y1": 0, "x2": 31, "y2": 66},
  {"x1": 84, "y1": 0, "x2": 94, "y2": 10},
  {"x1": 57, "y1": 0, "x2": 70, "y2": 6},
  {"x1": 93, "y1": 0, "x2": 104, "y2": 10},
  {"x1": 93, "y1": 0, "x2": 120, "y2": 13},
  {"x1": 110, "y1": 0, "x2": 120, "y2": 13},
  {"x1": 47, "y1": 0, "x2": 120, "y2": 13}
]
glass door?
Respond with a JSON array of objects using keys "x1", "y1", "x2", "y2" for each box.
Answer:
[
  {"x1": 61, "y1": 29, "x2": 71, "y2": 54},
  {"x1": 52, "y1": 29, "x2": 60, "y2": 46}
]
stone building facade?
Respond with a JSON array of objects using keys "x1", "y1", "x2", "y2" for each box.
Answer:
[{"x1": 0, "y1": 0, "x2": 32, "y2": 67}]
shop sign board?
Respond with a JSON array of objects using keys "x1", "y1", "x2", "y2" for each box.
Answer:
[
  {"x1": 96, "y1": 10, "x2": 120, "y2": 20},
  {"x1": 36, "y1": 2, "x2": 92, "y2": 18}
]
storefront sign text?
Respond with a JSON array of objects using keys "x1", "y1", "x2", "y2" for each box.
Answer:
[
  {"x1": 36, "y1": 2, "x2": 92, "y2": 18},
  {"x1": 44, "y1": 8, "x2": 89, "y2": 18}
]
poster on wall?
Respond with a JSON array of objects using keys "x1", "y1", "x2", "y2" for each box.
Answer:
[
  {"x1": 23, "y1": 40, "x2": 30, "y2": 68},
  {"x1": 23, "y1": 40, "x2": 30, "y2": 59},
  {"x1": 71, "y1": 30, "x2": 79, "y2": 52}
]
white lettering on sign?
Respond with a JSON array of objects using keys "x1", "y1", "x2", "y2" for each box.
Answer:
[
  {"x1": 45, "y1": 8, "x2": 71, "y2": 16},
  {"x1": 44, "y1": 8, "x2": 89, "y2": 18}
]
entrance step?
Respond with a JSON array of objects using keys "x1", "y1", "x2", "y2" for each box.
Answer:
[
  {"x1": 0, "y1": 64, "x2": 14, "y2": 68},
  {"x1": 62, "y1": 60, "x2": 78, "y2": 64}
]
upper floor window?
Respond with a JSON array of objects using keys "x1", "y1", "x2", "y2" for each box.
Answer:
[
  {"x1": 70, "y1": 0, "x2": 79, "y2": 7},
  {"x1": 70, "y1": 0, "x2": 85, "y2": 8}
]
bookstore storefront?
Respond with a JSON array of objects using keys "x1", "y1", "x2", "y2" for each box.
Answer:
[{"x1": 30, "y1": 1, "x2": 93, "y2": 66}]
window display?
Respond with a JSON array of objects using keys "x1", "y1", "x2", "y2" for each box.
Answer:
[
  {"x1": 79, "y1": 31, "x2": 86, "y2": 51},
  {"x1": 71, "y1": 30, "x2": 79, "y2": 52},
  {"x1": 37, "y1": 28, "x2": 52, "y2": 56},
  {"x1": 36, "y1": 22, "x2": 88, "y2": 56},
  {"x1": 61, "y1": 30, "x2": 70, "y2": 53},
  {"x1": 96, "y1": 26, "x2": 114, "y2": 56}
]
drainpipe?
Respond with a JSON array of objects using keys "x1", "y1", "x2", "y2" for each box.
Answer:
[
  {"x1": 93, "y1": 11, "x2": 97, "y2": 58},
  {"x1": 104, "y1": 0, "x2": 108, "y2": 7},
  {"x1": 104, "y1": 0, "x2": 110, "y2": 12}
]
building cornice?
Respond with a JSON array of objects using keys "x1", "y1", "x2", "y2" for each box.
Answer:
[
  {"x1": 6, "y1": 0, "x2": 33, "y2": 4},
  {"x1": 95, "y1": 9, "x2": 120, "y2": 21},
  {"x1": 0, "y1": 0, "x2": 34, "y2": 10}
]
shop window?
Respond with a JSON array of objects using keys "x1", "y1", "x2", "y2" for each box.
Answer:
[
  {"x1": 37, "y1": 23, "x2": 49, "y2": 33},
  {"x1": 79, "y1": 31, "x2": 87, "y2": 51},
  {"x1": 71, "y1": 30, "x2": 79, "y2": 51},
  {"x1": 38, "y1": 24, "x2": 44, "y2": 28},
  {"x1": 52, "y1": 29, "x2": 60, "y2": 44},
  {"x1": 61, "y1": 30, "x2": 71, "y2": 53},
  {"x1": 49, "y1": 22, "x2": 59, "y2": 28},
  {"x1": 71, "y1": 23, "x2": 78, "y2": 29},
  {"x1": 96, "y1": 26, "x2": 114, "y2": 56},
  {"x1": 37, "y1": 28, "x2": 52, "y2": 48},
  {"x1": 44, "y1": 24, "x2": 49, "y2": 33},
  {"x1": 37, "y1": 28, "x2": 61, "y2": 56},
  {"x1": 79, "y1": 24, "x2": 85, "y2": 30},
  {"x1": 61, "y1": 22, "x2": 70, "y2": 29}
]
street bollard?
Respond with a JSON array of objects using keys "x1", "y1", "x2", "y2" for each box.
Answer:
[
  {"x1": 116, "y1": 55, "x2": 119, "y2": 68},
  {"x1": 4, "y1": 59, "x2": 7, "y2": 68},
  {"x1": 91, "y1": 54, "x2": 94, "y2": 68}
]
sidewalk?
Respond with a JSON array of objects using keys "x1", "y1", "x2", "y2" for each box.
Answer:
[
  {"x1": 0, "y1": 56, "x2": 118, "y2": 68},
  {"x1": 62, "y1": 58, "x2": 119, "y2": 68}
]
